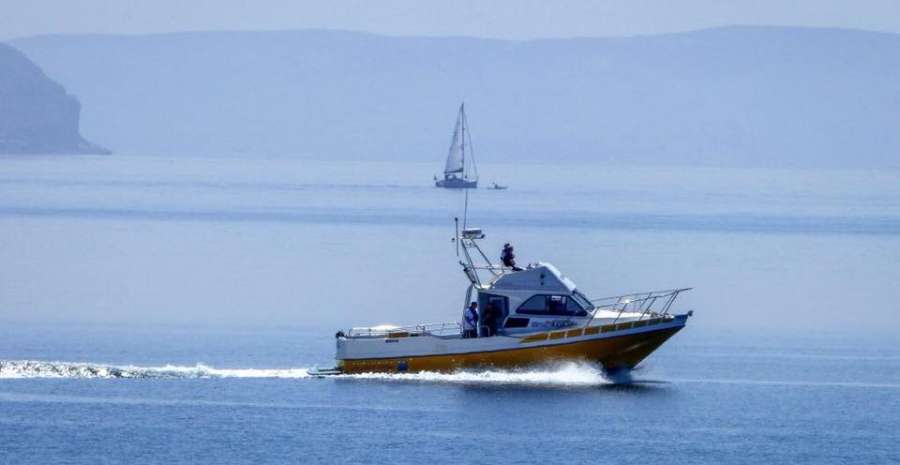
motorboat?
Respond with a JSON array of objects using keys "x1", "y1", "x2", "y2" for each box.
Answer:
[
  {"x1": 488, "y1": 182, "x2": 507, "y2": 190},
  {"x1": 434, "y1": 103, "x2": 478, "y2": 189},
  {"x1": 316, "y1": 226, "x2": 692, "y2": 375}
]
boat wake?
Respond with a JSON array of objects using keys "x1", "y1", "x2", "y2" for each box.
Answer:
[
  {"x1": 2, "y1": 360, "x2": 636, "y2": 388},
  {"x1": 0, "y1": 360, "x2": 311, "y2": 379}
]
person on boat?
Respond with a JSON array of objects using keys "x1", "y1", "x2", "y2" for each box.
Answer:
[
  {"x1": 501, "y1": 243, "x2": 523, "y2": 271},
  {"x1": 462, "y1": 302, "x2": 479, "y2": 338},
  {"x1": 481, "y1": 302, "x2": 501, "y2": 337}
]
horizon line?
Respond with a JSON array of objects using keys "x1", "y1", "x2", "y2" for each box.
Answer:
[{"x1": 7, "y1": 23, "x2": 900, "y2": 44}]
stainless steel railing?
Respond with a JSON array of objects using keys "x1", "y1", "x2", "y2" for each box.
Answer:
[
  {"x1": 587, "y1": 288, "x2": 692, "y2": 326},
  {"x1": 346, "y1": 321, "x2": 462, "y2": 338}
]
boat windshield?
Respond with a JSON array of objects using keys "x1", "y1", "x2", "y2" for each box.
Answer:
[{"x1": 572, "y1": 289, "x2": 594, "y2": 310}]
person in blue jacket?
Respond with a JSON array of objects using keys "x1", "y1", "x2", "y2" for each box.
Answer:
[{"x1": 462, "y1": 302, "x2": 479, "y2": 338}]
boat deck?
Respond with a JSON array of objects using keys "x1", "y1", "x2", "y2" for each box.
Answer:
[{"x1": 344, "y1": 310, "x2": 675, "y2": 340}]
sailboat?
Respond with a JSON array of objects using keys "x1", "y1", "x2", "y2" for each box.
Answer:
[{"x1": 435, "y1": 103, "x2": 478, "y2": 189}]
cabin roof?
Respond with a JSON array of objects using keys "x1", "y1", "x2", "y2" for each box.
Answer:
[{"x1": 489, "y1": 262, "x2": 576, "y2": 293}]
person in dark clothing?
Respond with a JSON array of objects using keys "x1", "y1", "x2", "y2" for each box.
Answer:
[
  {"x1": 481, "y1": 303, "x2": 501, "y2": 337},
  {"x1": 501, "y1": 243, "x2": 523, "y2": 271}
]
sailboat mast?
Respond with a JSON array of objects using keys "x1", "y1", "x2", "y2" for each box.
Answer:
[
  {"x1": 460, "y1": 103, "x2": 466, "y2": 179},
  {"x1": 461, "y1": 104, "x2": 477, "y2": 182}
]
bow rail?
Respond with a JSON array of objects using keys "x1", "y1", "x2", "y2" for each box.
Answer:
[{"x1": 587, "y1": 288, "x2": 692, "y2": 326}]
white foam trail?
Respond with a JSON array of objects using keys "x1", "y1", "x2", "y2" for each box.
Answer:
[
  {"x1": 1, "y1": 360, "x2": 622, "y2": 387},
  {"x1": 338, "y1": 362, "x2": 614, "y2": 387},
  {"x1": 0, "y1": 360, "x2": 311, "y2": 379}
]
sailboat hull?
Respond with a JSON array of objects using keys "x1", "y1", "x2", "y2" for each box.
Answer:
[{"x1": 435, "y1": 178, "x2": 477, "y2": 189}]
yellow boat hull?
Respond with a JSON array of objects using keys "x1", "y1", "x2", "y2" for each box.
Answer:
[{"x1": 338, "y1": 324, "x2": 682, "y2": 374}]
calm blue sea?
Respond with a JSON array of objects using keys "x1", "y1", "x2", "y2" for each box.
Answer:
[{"x1": 1, "y1": 156, "x2": 899, "y2": 464}]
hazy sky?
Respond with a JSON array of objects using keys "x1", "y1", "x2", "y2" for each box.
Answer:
[{"x1": 2, "y1": 0, "x2": 900, "y2": 40}]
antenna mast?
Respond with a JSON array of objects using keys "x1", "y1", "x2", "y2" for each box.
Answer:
[{"x1": 463, "y1": 187, "x2": 469, "y2": 230}]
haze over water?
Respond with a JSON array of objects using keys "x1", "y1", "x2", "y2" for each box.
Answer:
[{"x1": 1, "y1": 155, "x2": 899, "y2": 464}]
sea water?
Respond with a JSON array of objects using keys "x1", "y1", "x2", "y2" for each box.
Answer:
[{"x1": 1, "y1": 155, "x2": 899, "y2": 464}]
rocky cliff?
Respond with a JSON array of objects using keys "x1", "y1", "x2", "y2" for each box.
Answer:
[{"x1": 0, "y1": 42, "x2": 108, "y2": 154}]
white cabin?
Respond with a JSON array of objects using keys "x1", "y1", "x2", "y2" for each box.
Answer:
[{"x1": 474, "y1": 263, "x2": 595, "y2": 335}]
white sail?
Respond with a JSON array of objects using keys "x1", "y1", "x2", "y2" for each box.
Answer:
[{"x1": 444, "y1": 109, "x2": 464, "y2": 175}]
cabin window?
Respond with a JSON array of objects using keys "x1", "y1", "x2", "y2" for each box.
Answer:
[
  {"x1": 547, "y1": 295, "x2": 567, "y2": 314},
  {"x1": 516, "y1": 295, "x2": 588, "y2": 317},
  {"x1": 572, "y1": 290, "x2": 594, "y2": 310},
  {"x1": 566, "y1": 297, "x2": 587, "y2": 314},
  {"x1": 517, "y1": 295, "x2": 548, "y2": 313},
  {"x1": 504, "y1": 317, "x2": 530, "y2": 328}
]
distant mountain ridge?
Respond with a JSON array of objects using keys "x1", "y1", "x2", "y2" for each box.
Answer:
[
  {"x1": 11, "y1": 26, "x2": 900, "y2": 167},
  {"x1": 0, "y1": 42, "x2": 108, "y2": 155}
]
